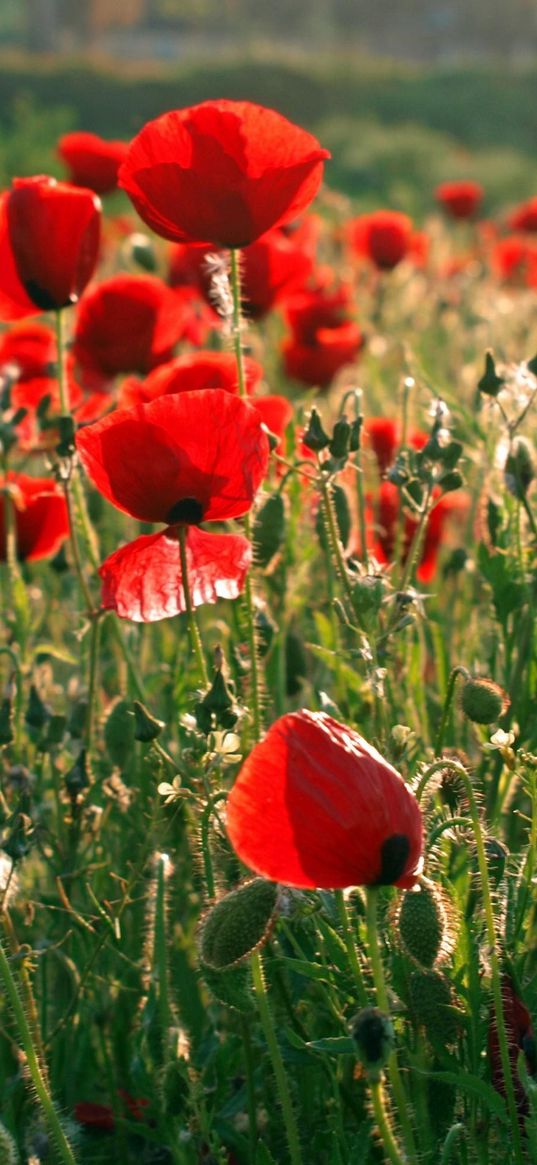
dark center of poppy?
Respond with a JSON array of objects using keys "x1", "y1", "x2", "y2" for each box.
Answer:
[
  {"x1": 166, "y1": 496, "x2": 204, "y2": 525},
  {"x1": 374, "y1": 834, "x2": 410, "y2": 885},
  {"x1": 22, "y1": 281, "x2": 75, "y2": 312}
]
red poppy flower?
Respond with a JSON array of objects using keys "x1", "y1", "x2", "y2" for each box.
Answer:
[
  {"x1": 435, "y1": 181, "x2": 483, "y2": 220},
  {"x1": 282, "y1": 285, "x2": 362, "y2": 387},
  {"x1": 348, "y1": 211, "x2": 414, "y2": 271},
  {"x1": 252, "y1": 395, "x2": 294, "y2": 453},
  {"x1": 508, "y1": 196, "x2": 537, "y2": 233},
  {"x1": 119, "y1": 99, "x2": 330, "y2": 248},
  {"x1": 0, "y1": 473, "x2": 69, "y2": 561},
  {"x1": 226, "y1": 710, "x2": 423, "y2": 889},
  {"x1": 488, "y1": 977, "x2": 536, "y2": 1114},
  {"x1": 0, "y1": 321, "x2": 56, "y2": 379},
  {"x1": 76, "y1": 389, "x2": 269, "y2": 621},
  {"x1": 0, "y1": 177, "x2": 101, "y2": 320},
  {"x1": 76, "y1": 389, "x2": 269, "y2": 525},
  {"x1": 100, "y1": 524, "x2": 252, "y2": 622},
  {"x1": 118, "y1": 350, "x2": 263, "y2": 408},
  {"x1": 57, "y1": 131, "x2": 129, "y2": 196},
  {"x1": 491, "y1": 235, "x2": 537, "y2": 284},
  {"x1": 72, "y1": 274, "x2": 197, "y2": 388},
  {"x1": 364, "y1": 418, "x2": 427, "y2": 477}
]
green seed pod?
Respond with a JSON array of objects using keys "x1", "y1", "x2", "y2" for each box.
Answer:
[
  {"x1": 253, "y1": 493, "x2": 286, "y2": 568},
  {"x1": 504, "y1": 436, "x2": 535, "y2": 499},
  {"x1": 329, "y1": 417, "x2": 351, "y2": 461},
  {"x1": 397, "y1": 882, "x2": 446, "y2": 967},
  {"x1": 350, "y1": 574, "x2": 385, "y2": 621},
  {"x1": 65, "y1": 749, "x2": 91, "y2": 796},
  {"x1": 350, "y1": 1007, "x2": 395, "y2": 1082},
  {"x1": 159, "y1": 1058, "x2": 190, "y2": 1117},
  {"x1": 133, "y1": 700, "x2": 165, "y2": 743},
  {"x1": 461, "y1": 677, "x2": 509, "y2": 725},
  {"x1": 409, "y1": 970, "x2": 459, "y2": 1046},
  {"x1": 478, "y1": 350, "x2": 504, "y2": 397},
  {"x1": 303, "y1": 407, "x2": 329, "y2": 451},
  {"x1": 103, "y1": 698, "x2": 136, "y2": 768},
  {"x1": 199, "y1": 878, "x2": 279, "y2": 970}
]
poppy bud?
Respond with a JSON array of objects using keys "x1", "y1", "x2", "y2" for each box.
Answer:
[
  {"x1": 329, "y1": 417, "x2": 351, "y2": 461},
  {"x1": 439, "y1": 469, "x2": 464, "y2": 494},
  {"x1": 195, "y1": 653, "x2": 238, "y2": 734},
  {"x1": 303, "y1": 407, "x2": 330, "y2": 452},
  {"x1": 40, "y1": 714, "x2": 67, "y2": 752},
  {"x1": 25, "y1": 684, "x2": 50, "y2": 731},
  {"x1": 64, "y1": 748, "x2": 90, "y2": 796},
  {"x1": 253, "y1": 493, "x2": 286, "y2": 568},
  {"x1": 461, "y1": 677, "x2": 509, "y2": 725},
  {"x1": 350, "y1": 1007, "x2": 395, "y2": 1082},
  {"x1": 527, "y1": 354, "x2": 537, "y2": 378},
  {"x1": 0, "y1": 696, "x2": 14, "y2": 747},
  {"x1": 504, "y1": 437, "x2": 535, "y2": 499},
  {"x1": 255, "y1": 605, "x2": 277, "y2": 658},
  {"x1": 397, "y1": 881, "x2": 447, "y2": 968},
  {"x1": 350, "y1": 575, "x2": 385, "y2": 621},
  {"x1": 199, "y1": 878, "x2": 279, "y2": 970},
  {"x1": 0, "y1": 1121, "x2": 17, "y2": 1164},
  {"x1": 409, "y1": 970, "x2": 459, "y2": 1046},
  {"x1": 478, "y1": 351, "x2": 504, "y2": 397},
  {"x1": 201, "y1": 961, "x2": 254, "y2": 1015},
  {"x1": 349, "y1": 416, "x2": 363, "y2": 453},
  {"x1": 133, "y1": 700, "x2": 165, "y2": 743},
  {"x1": 103, "y1": 699, "x2": 136, "y2": 768}
]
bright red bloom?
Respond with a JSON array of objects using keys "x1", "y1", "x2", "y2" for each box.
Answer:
[
  {"x1": 57, "y1": 131, "x2": 129, "y2": 196},
  {"x1": 0, "y1": 177, "x2": 101, "y2": 320},
  {"x1": 282, "y1": 285, "x2": 362, "y2": 387},
  {"x1": 118, "y1": 350, "x2": 263, "y2": 408},
  {"x1": 76, "y1": 390, "x2": 269, "y2": 622},
  {"x1": 226, "y1": 710, "x2": 423, "y2": 889},
  {"x1": 119, "y1": 99, "x2": 330, "y2": 248},
  {"x1": 100, "y1": 524, "x2": 252, "y2": 622},
  {"x1": 348, "y1": 211, "x2": 414, "y2": 271},
  {"x1": 0, "y1": 473, "x2": 69, "y2": 561},
  {"x1": 76, "y1": 389, "x2": 269, "y2": 525},
  {"x1": 508, "y1": 196, "x2": 537, "y2": 233},
  {"x1": 72, "y1": 274, "x2": 197, "y2": 388},
  {"x1": 0, "y1": 321, "x2": 56, "y2": 379},
  {"x1": 435, "y1": 180, "x2": 483, "y2": 220},
  {"x1": 491, "y1": 235, "x2": 537, "y2": 284},
  {"x1": 488, "y1": 977, "x2": 536, "y2": 1114},
  {"x1": 364, "y1": 418, "x2": 427, "y2": 477}
]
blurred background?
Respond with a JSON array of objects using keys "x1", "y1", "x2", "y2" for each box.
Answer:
[{"x1": 1, "y1": 0, "x2": 537, "y2": 214}]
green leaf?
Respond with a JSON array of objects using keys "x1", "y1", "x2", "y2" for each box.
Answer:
[{"x1": 414, "y1": 1068, "x2": 509, "y2": 1123}]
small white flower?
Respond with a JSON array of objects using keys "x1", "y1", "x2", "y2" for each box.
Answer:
[{"x1": 158, "y1": 776, "x2": 184, "y2": 804}]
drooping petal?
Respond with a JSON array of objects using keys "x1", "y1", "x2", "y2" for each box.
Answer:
[
  {"x1": 0, "y1": 473, "x2": 69, "y2": 562},
  {"x1": 99, "y1": 525, "x2": 252, "y2": 622},
  {"x1": 226, "y1": 710, "x2": 423, "y2": 890}
]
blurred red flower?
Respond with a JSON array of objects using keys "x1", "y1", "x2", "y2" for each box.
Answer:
[
  {"x1": 0, "y1": 177, "x2": 101, "y2": 320},
  {"x1": 226, "y1": 709, "x2": 423, "y2": 889},
  {"x1": 348, "y1": 210, "x2": 414, "y2": 271},
  {"x1": 282, "y1": 284, "x2": 362, "y2": 387},
  {"x1": 488, "y1": 976, "x2": 536, "y2": 1114},
  {"x1": 57, "y1": 131, "x2": 129, "y2": 196},
  {"x1": 119, "y1": 99, "x2": 330, "y2": 248},
  {"x1": 0, "y1": 472, "x2": 69, "y2": 561},
  {"x1": 364, "y1": 417, "x2": 427, "y2": 476},
  {"x1": 0, "y1": 321, "x2": 56, "y2": 379},
  {"x1": 74, "y1": 1102, "x2": 115, "y2": 1132},
  {"x1": 491, "y1": 235, "x2": 537, "y2": 285},
  {"x1": 76, "y1": 389, "x2": 269, "y2": 621},
  {"x1": 508, "y1": 196, "x2": 537, "y2": 233},
  {"x1": 72, "y1": 274, "x2": 201, "y2": 389},
  {"x1": 435, "y1": 181, "x2": 484, "y2": 220},
  {"x1": 366, "y1": 481, "x2": 465, "y2": 583},
  {"x1": 118, "y1": 350, "x2": 263, "y2": 408}
]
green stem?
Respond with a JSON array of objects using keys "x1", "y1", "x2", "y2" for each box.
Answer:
[
  {"x1": 240, "y1": 1014, "x2": 259, "y2": 1159},
  {"x1": 177, "y1": 524, "x2": 208, "y2": 689},
  {"x1": 54, "y1": 310, "x2": 70, "y2": 415},
  {"x1": 364, "y1": 888, "x2": 417, "y2": 1162},
  {"x1": 0, "y1": 938, "x2": 78, "y2": 1165},
  {"x1": 416, "y1": 759, "x2": 524, "y2": 1165},
  {"x1": 86, "y1": 615, "x2": 100, "y2": 755},
  {"x1": 250, "y1": 950, "x2": 303, "y2": 1165},
  {"x1": 229, "y1": 247, "x2": 263, "y2": 742},
  {"x1": 440, "y1": 1123, "x2": 466, "y2": 1165},
  {"x1": 434, "y1": 666, "x2": 469, "y2": 755},
  {"x1": 199, "y1": 792, "x2": 227, "y2": 900},
  {"x1": 334, "y1": 890, "x2": 368, "y2": 1008},
  {"x1": 370, "y1": 1079, "x2": 407, "y2": 1165},
  {"x1": 154, "y1": 854, "x2": 171, "y2": 1065}
]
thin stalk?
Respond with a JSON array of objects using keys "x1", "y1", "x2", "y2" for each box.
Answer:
[
  {"x1": 0, "y1": 938, "x2": 78, "y2": 1165},
  {"x1": 229, "y1": 247, "x2": 263, "y2": 741},
  {"x1": 199, "y1": 792, "x2": 227, "y2": 900},
  {"x1": 250, "y1": 950, "x2": 303, "y2": 1165},
  {"x1": 334, "y1": 890, "x2": 368, "y2": 1008},
  {"x1": 434, "y1": 665, "x2": 469, "y2": 755},
  {"x1": 369, "y1": 1079, "x2": 407, "y2": 1165},
  {"x1": 86, "y1": 613, "x2": 100, "y2": 754},
  {"x1": 364, "y1": 888, "x2": 417, "y2": 1162},
  {"x1": 177, "y1": 524, "x2": 208, "y2": 689},
  {"x1": 54, "y1": 309, "x2": 70, "y2": 415},
  {"x1": 154, "y1": 855, "x2": 171, "y2": 1065},
  {"x1": 240, "y1": 1015, "x2": 259, "y2": 1158},
  {"x1": 416, "y1": 758, "x2": 524, "y2": 1165}
]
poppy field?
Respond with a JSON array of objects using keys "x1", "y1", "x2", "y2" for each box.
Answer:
[{"x1": 1, "y1": 98, "x2": 537, "y2": 1165}]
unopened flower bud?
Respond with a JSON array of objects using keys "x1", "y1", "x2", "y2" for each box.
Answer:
[
  {"x1": 199, "y1": 878, "x2": 279, "y2": 970},
  {"x1": 329, "y1": 417, "x2": 351, "y2": 461},
  {"x1": 397, "y1": 881, "x2": 447, "y2": 967},
  {"x1": 65, "y1": 748, "x2": 91, "y2": 796},
  {"x1": 478, "y1": 350, "x2": 504, "y2": 397},
  {"x1": 303, "y1": 407, "x2": 329, "y2": 452},
  {"x1": 133, "y1": 700, "x2": 165, "y2": 743},
  {"x1": 25, "y1": 684, "x2": 50, "y2": 731},
  {"x1": 461, "y1": 677, "x2": 509, "y2": 725},
  {"x1": 504, "y1": 437, "x2": 535, "y2": 499},
  {"x1": 350, "y1": 1007, "x2": 395, "y2": 1081}
]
